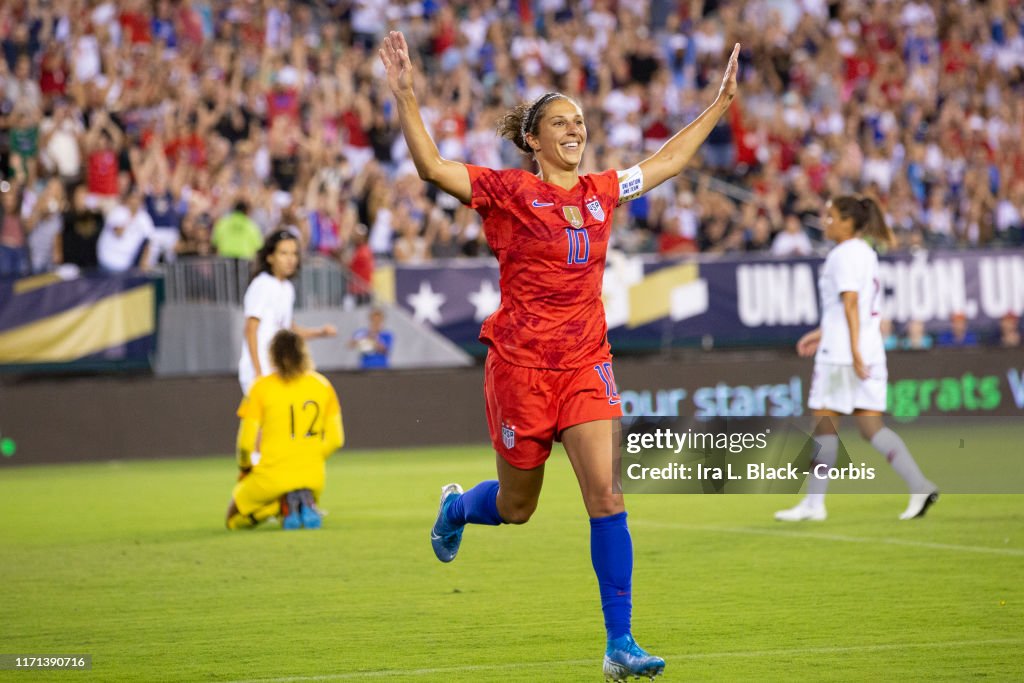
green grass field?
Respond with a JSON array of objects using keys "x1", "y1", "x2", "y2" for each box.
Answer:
[{"x1": 2, "y1": 440, "x2": 1023, "y2": 682}]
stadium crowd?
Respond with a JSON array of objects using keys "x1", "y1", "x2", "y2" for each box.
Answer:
[{"x1": 0, "y1": 0, "x2": 1023, "y2": 279}]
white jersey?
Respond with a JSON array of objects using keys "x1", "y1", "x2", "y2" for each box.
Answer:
[
  {"x1": 815, "y1": 237, "x2": 885, "y2": 367},
  {"x1": 239, "y1": 272, "x2": 295, "y2": 394}
]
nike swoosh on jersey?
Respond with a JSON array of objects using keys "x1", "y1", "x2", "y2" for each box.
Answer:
[{"x1": 531, "y1": 199, "x2": 555, "y2": 207}]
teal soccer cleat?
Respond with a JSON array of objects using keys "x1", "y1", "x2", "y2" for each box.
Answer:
[
  {"x1": 430, "y1": 483, "x2": 464, "y2": 562},
  {"x1": 281, "y1": 491, "x2": 302, "y2": 530},
  {"x1": 603, "y1": 634, "x2": 665, "y2": 681},
  {"x1": 297, "y1": 489, "x2": 322, "y2": 529}
]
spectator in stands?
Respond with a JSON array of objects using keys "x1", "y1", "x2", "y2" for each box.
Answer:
[
  {"x1": 57, "y1": 184, "x2": 103, "y2": 270},
  {"x1": 83, "y1": 112, "x2": 123, "y2": 207},
  {"x1": 994, "y1": 181, "x2": 1023, "y2": 245},
  {"x1": 392, "y1": 206, "x2": 429, "y2": 264},
  {"x1": 0, "y1": 0, "x2": 1021, "y2": 263},
  {"x1": 24, "y1": 177, "x2": 66, "y2": 273},
  {"x1": 347, "y1": 223, "x2": 374, "y2": 306},
  {"x1": 998, "y1": 313, "x2": 1021, "y2": 348},
  {"x1": 39, "y1": 99, "x2": 85, "y2": 192},
  {"x1": 96, "y1": 189, "x2": 154, "y2": 273},
  {"x1": 658, "y1": 190, "x2": 699, "y2": 255},
  {"x1": 136, "y1": 147, "x2": 186, "y2": 266},
  {"x1": 744, "y1": 214, "x2": 775, "y2": 252},
  {"x1": 426, "y1": 209, "x2": 462, "y2": 259},
  {"x1": 900, "y1": 319, "x2": 934, "y2": 351},
  {"x1": 177, "y1": 212, "x2": 214, "y2": 258},
  {"x1": 4, "y1": 55, "x2": 42, "y2": 114},
  {"x1": 305, "y1": 179, "x2": 344, "y2": 259},
  {"x1": 7, "y1": 102, "x2": 41, "y2": 185},
  {"x1": 211, "y1": 200, "x2": 263, "y2": 260},
  {"x1": 0, "y1": 182, "x2": 29, "y2": 277},
  {"x1": 880, "y1": 317, "x2": 899, "y2": 352},
  {"x1": 771, "y1": 214, "x2": 814, "y2": 257},
  {"x1": 935, "y1": 312, "x2": 978, "y2": 348},
  {"x1": 349, "y1": 307, "x2": 393, "y2": 370}
]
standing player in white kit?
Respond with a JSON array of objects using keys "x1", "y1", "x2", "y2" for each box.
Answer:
[
  {"x1": 239, "y1": 230, "x2": 336, "y2": 396},
  {"x1": 775, "y1": 196, "x2": 939, "y2": 522}
]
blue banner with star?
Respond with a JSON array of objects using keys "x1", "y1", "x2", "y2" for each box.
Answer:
[
  {"x1": 396, "y1": 262, "x2": 500, "y2": 353},
  {"x1": 394, "y1": 249, "x2": 1024, "y2": 355}
]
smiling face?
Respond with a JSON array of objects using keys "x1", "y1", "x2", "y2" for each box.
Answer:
[{"x1": 525, "y1": 97, "x2": 587, "y2": 172}]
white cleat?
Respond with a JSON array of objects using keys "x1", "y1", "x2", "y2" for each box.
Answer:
[
  {"x1": 899, "y1": 489, "x2": 939, "y2": 520},
  {"x1": 774, "y1": 501, "x2": 827, "y2": 522}
]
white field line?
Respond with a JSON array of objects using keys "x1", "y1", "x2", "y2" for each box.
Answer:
[
  {"x1": 635, "y1": 520, "x2": 1024, "y2": 557},
  {"x1": 229, "y1": 638, "x2": 1024, "y2": 682}
]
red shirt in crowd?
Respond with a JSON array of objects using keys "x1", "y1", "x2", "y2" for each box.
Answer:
[
  {"x1": 349, "y1": 244, "x2": 375, "y2": 295},
  {"x1": 266, "y1": 88, "x2": 300, "y2": 124},
  {"x1": 164, "y1": 133, "x2": 207, "y2": 168},
  {"x1": 87, "y1": 149, "x2": 119, "y2": 196},
  {"x1": 177, "y1": 6, "x2": 204, "y2": 45},
  {"x1": 120, "y1": 11, "x2": 152, "y2": 44},
  {"x1": 432, "y1": 18, "x2": 457, "y2": 54},
  {"x1": 844, "y1": 53, "x2": 877, "y2": 87},
  {"x1": 39, "y1": 53, "x2": 67, "y2": 96},
  {"x1": 342, "y1": 109, "x2": 371, "y2": 149},
  {"x1": 729, "y1": 105, "x2": 758, "y2": 169},
  {"x1": 941, "y1": 39, "x2": 971, "y2": 75},
  {"x1": 466, "y1": 164, "x2": 619, "y2": 369}
]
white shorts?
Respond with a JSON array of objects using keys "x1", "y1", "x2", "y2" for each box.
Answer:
[
  {"x1": 807, "y1": 362, "x2": 887, "y2": 414},
  {"x1": 239, "y1": 368, "x2": 255, "y2": 396}
]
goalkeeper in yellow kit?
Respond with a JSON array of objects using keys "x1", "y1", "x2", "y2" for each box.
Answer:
[{"x1": 226, "y1": 329, "x2": 344, "y2": 530}]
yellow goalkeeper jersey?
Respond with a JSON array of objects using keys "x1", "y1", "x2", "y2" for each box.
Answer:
[{"x1": 236, "y1": 371, "x2": 344, "y2": 480}]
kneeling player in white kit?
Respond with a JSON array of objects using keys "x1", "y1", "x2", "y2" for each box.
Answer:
[{"x1": 776, "y1": 196, "x2": 938, "y2": 522}]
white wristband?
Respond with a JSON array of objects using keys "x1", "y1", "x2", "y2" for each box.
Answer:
[{"x1": 617, "y1": 165, "x2": 644, "y2": 204}]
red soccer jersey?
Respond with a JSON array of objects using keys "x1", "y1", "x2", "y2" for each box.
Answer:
[{"x1": 466, "y1": 165, "x2": 620, "y2": 369}]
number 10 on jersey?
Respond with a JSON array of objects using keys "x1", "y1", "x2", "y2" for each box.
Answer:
[{"x1": 565, "y1": 228, "x2": 590, "y2": 264}]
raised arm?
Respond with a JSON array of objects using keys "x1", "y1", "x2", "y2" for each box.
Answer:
[
  {"x1": 379, "y1": 31, "x2": 471, "y2": 204},
  {"x1": 634, "y1": 44, "x2": 740, "y2": 197}
]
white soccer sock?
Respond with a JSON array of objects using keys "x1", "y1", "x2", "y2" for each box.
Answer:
[
  {"x1": 871, "y1": 427, "x2": 931, "y2": 493},
  {"x1": 805, "y1": 434, "x2": 838, "y2": 507}
]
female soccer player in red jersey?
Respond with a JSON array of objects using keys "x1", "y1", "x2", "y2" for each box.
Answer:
[{"x1": 381, "y1": 30, "x2": 738, "y2": 681}]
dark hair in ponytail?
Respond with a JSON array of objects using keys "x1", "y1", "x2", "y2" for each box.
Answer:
[
  {"x1": 831, "y1": 195, "x2": 895, "y2": 248},
  {"x1": 269, "y1": 329, "x2": 311, "y2": 381},
  {"x1": 251, "y1": 229, "x2": 299, "y2": 282},
  {"x1": 496, "y1": 92, "x2": 576, "y2": 155}
]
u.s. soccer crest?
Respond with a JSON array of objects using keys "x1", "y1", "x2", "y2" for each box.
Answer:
[
  {"x1": 502, "y1": 423, "x2": 516, "y2": 449},
  {"x1": 586, "y1": 197, "x2": 605, "y2": 222},
  {"x1": 562, "y1": 206, "x2": 584, "y2": 228}
]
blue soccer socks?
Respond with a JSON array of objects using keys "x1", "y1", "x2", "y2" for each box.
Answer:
[
  {"x1": 447, "y1": 479, "x2": 503, "y2": 526},
  {"x1": 432, "y1": 480, "x2": 505, "y2": 563},
  {"x1": 590, "y1": 511, "x2": 633, "y2": 640}
]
